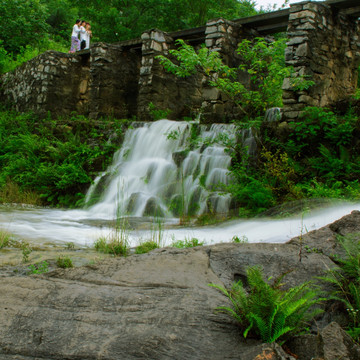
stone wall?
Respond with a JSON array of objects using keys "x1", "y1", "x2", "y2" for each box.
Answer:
[
  {"x1": 89, "y1": 43, "x2": 141, "y2": 119},
  {"x1": 0, "y1": 51, "x2": 84, "y2": 118},
  {"x1": 282, "y1": 1, "x2": 360, "y2": 120},
  {"x1": 137, "y1": 29, "x2": 203, "y2": 121},
  {"x1": 1, "y1": 1, "x2": 360, "y2": 123}
]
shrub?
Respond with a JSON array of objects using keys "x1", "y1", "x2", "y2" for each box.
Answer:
[
  {"x1": 21, "y1": 241, "x2": 32, "y2": 263},
  {"x1": 135, "y1": 240, "x2": 159, "y2": 254},
  {"x1": 210, "y1": 266, "x2": 324, "y2": 343},
  {"x1": 0, "y1": 228, "x2": 11, "y2": 248},
  {"x1": 0, "y1": 110, "x2": 125, "y2": 207},
  {"x1": 171, "y1": 237, "x2": 204, "y2": 248},
  {"x1": 56, "y1": 255, "x2": 73, "y2": 268},
  {"x1": 94, "y1": 222, "x2": 129, "y2": 256},
  {"x1": 28, "y1": 261, "x2": 49, "y2": 274}
]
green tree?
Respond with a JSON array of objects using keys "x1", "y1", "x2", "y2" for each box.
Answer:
[{"x1": 0, "y1": 0, "x2": 49, "y2": 54}]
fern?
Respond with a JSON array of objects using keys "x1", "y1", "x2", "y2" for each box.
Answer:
[
  {"x1": 210, "y1": 266, "x2": 324, "y2": 343},
  {"x1": 320, "y1": 234, "x2": 360, "y2": 342}
]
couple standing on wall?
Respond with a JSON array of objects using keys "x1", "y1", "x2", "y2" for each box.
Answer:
[{"x1": 69, "y1": 20, "x2": 92, "y2": 53}]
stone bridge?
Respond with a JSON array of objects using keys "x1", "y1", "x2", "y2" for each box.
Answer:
[{"x1": 1, "y1": 0, "x2": 359, "y2": 122}]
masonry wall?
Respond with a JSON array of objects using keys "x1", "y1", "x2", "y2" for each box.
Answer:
[
  {"x1": 1, "y1": 3, "x2": 360, "y2": 123},
  {"x1": 137, "y1": 29, "x2": 203, "y2": 121},
  {"x1": 89, "y1": 43, "x2": 141, "y2": 119},
  {"x1": 0, "y1": 51, "x2": 84, "y2": 118},
  {"x1": 282, "y1": 1, "x2": 360, "y2": 120}
]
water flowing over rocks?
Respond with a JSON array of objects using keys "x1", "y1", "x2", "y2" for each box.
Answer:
[{"x1": 1, "y1": 211, "x2": 360, "y2": 359}]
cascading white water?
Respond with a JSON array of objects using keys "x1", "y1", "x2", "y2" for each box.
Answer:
[{"x1": 85, "y1": 120, "x2": 239, "y2": 219}]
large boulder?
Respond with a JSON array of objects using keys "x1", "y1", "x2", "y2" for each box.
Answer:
[{"x1": 0, "y1": 211, "x2": 360, "y2": 359}]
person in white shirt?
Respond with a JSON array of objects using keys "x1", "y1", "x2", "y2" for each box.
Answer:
[
  {"x1": 79, "y1": 21, "x2": 87, "y2": 50},
  {"x1": 84, "y1": 23, "x2": 92, "y2": 49},
  {"x1": 70, "y1": 19, "x2": 81, "y2": 53}
]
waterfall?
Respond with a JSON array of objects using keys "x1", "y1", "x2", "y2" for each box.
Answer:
[{"x1": 85, "y1": 120, "x2": 239, "y2": 219}]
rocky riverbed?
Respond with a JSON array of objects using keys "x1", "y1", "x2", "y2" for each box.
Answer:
[{"x1": 1, "y1": 212, "x2": 360, "y2": 359}]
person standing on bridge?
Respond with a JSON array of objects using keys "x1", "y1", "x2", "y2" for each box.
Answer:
[
  {"x1": 80, "y1": 20, "x2": 87, "y2": 50},
  {"x1": 69, "y1": 19, "x2": 81, "y2": 53},
  {"x1": 81, "y1": 22, "x2": 92, "y2": 50}
]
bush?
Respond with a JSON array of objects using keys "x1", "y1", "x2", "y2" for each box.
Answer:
[
  {"x1": 94, "y1": 221, "x2": 129, "y2": 256},
  {"x1": 28, "y1": 261, "x2": 49, "y2": 274},
  {"x1": 171, "y1": 237, "x2": 204, "y2": 248},
  {"x1": 135, "y1": 240, "x2": 159, "y2": 254},
  {"x1": 210, "y1": 266, "x2": 324, "y2": 343},
  {"x1": 56, "y1": 255, "x2": 73, "y2": 268},
  {"x1": 0, "y1": 110, "x2": 125, "y2": 207}
]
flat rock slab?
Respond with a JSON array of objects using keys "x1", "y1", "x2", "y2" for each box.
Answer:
[{"x1": 1, "y1": 211, "x2": 360, "y2": 359}]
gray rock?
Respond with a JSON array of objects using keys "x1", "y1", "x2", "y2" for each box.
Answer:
[{"x1": 1, "y1": 212, "x2": 360, "y2": 359}]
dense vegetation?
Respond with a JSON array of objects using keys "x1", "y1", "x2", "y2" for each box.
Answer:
[
  {"x1": 0, "y1": 0, "x2": 261, "y2": 73},
  {"x1": 0, "y1": 110, "x2": 127, "y2": 207}
]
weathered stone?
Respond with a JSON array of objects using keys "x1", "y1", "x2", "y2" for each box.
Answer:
[
  {"x1": 287, "y1": 36, "x2": 307, "y2": 46},
  {"x1": 296, "y1": 22, "x2": 316, "y2": 30},
  {"x1": 205, "y1": 25, "x2": 218, "y2": 34},
  {"x1": 295, "y1": 43, "x2": 309, "y2": 57},
  {"x1": 287, "y1": 322, "x2": 360, "y2": 360},
  {"x1": 1, "y1": 212, "x2": 360, "y2": 359}
]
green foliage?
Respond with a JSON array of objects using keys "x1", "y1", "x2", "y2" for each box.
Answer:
[
  {"x1": 158, "y1": 37, "x2": 291, "y2": 119},
  {"x1": 21, "y1": 242, "x2": 32, "y2": 263},
  {"x1": 135, "y1": 240, "x2": 159, "y2": 254},
  {"x1": 0, "y1": 110, "x2": 125, "y2": 207},
  {"x1": 210, "y1": 266, "x2": 324, "y2": 343},
  {"x1": 65, "y1": 242, "x2": 75, "y2": 250},
  {"x1": 56, "y1": 255, "x2": 74, "y2": 268},
  {"x1": 94, "y1": 219, "x2": 129, "y2": 256},
  {"x1": 171, "y1": 237, "x2": 203, "y2": 248},
  {"x1": 320, "y1": 234, "x2": 360, "y2": 342},
  {"x1": 28, "y1": 261, "x2": 49, "y2": 274},
  {"x1": 0, "y1": 228, "x2": 11, "y2": 249},
  {"x1": 0, "y1": 0, "x2": 49, "y2": 54},
  {"x1": 232, "y1": 235, "x2": 248, "y2": 243},
  {"x1": 148, "y1": 102, "x2": 172, "y2": 121}
]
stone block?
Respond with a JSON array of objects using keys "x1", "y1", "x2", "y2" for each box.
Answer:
[
  {"x1": 282, "y1": 98, "x2": 297, "y2": 104},
  {"x1": 141, "y1": 32, "x2": 150, "y2": 40},
  {"x1": 296, "y1": 22, "x2": 316, "y2": 30},
  {"x1": 283, "y1": 110, "x2": 300, "y2": 119},
  {"x1": 287, "y1": 36, "x2": 308, "y2": 46},
  {"x1": 150, "y1": 41, "x2": 163, "y2": 52},
  {"x1": 152, "y1": 31, "x2": 166, "y2": 43},
  {"x1": 289, "y1": 4, "x2": 304, "y2": 13},
  {"x1": 217, "y1": 25, "x2": 226, "y2": 33},
  {"x1": 205, "y1": 26, "x2": 217, "y2": 35},
  {"x1": 206, "y1": 33, "x2": 223, "y2": 39},
  {"x1": 289, "y1": 10, "x2": 316, "y2": 21},
  {"x1": 282, "y1": 78, "x2": 292, "y2": 91},
  {"x1": 303, "y1": 3, "x2": 320, "y2": 11},
  {"x1": 295, "y1": 43, "x2": 309, "y2": 57},
  {"x1": 205, "y1": 39, "x2": 213, "y2": 48},
  {"x1": 202, "y1": 87, "x2": 220, "y2": 100}
]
